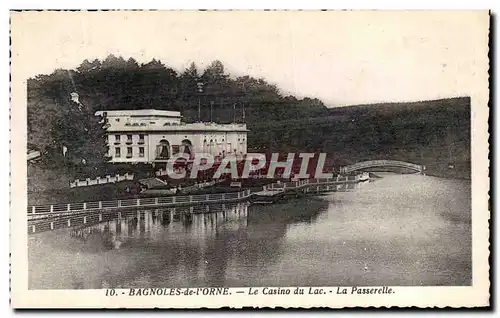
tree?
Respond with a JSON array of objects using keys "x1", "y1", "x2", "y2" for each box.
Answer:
[
  {"x1": 27, "y1": 55, "x2": 335, "y2": 160},
  {"x1": 179, "y1": 62, "x2": 200, "y2": 100},
  {"x1": 132, "y1": 59, "x2": 179, "y2": 109},
  {"x1": 76, "y1": 59, "x2": 102, "y2": 74},
  {"x1": 201, "y1": 60, "x2": 230, "y2": 96},
  {"x1": 28, "y1": 89, "x2": 110, "y2": 170},
  {"x1": 125, "y1": 57, "x2": 140, "y2": 70},
  {"x1": 27, "y1": 96, "x2": 60, "y2": 153},
  {"x1": 101, "y1": 54, "x2": 128, "y2": 69}
]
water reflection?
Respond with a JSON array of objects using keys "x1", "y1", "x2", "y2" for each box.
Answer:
[
  {"x1": 68, "y1": 202, "x2": 252, "y2": 251},
  {"x1": 29, "y1": 198, "x2": 329, "y2": 289}
]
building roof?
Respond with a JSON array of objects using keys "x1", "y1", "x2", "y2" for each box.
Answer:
[
  {"x1": 95, "y1": 109, "x2": 182, "y2": 118},
  {"x1": 104, "y1": 122, "x2": 249, "y2": 133},
  {"x1": 95, "y1": 109, "x2": 249, "y2": 132}
]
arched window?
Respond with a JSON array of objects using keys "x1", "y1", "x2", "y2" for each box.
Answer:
[
  {"x1": 156, "y1": 139, "x2": 170, "y2": 159},
  {"x1": 181, "y1": 139, "x2": 193, "y2": 157}
]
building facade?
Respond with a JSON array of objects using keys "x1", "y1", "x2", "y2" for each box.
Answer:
[{"x1": 95, "y1": 109, "x2": 249, "y2": 163}]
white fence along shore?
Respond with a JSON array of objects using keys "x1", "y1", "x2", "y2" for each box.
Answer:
[
  {"x1": 30, "y1": 173, "x2": 371, "y2": 222},
  {"x1": 28, "y1": 189, "x2": 253, "y2": 218},
  {"x1": 70, "y1": 173, "x2": 134, "y2": 188}
]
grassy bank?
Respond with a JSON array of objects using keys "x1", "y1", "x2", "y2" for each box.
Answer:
[
  {"x1": 28, "y1": 180, "x2": 143, "y2": 206},
  {"x1": 28, "y1": 163, "x2": 146, "y2": 205}
]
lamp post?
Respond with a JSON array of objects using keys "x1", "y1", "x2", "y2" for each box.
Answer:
[
  {"x1": 241, "y1": 82, "x2": 246, "y2": 123},
  {"x1": 233, "y1": 103, "x2": 236, "y2": 123},
  {"x1": 210, "y1": 101, "x2": 214, "y2": 123},
  {"x1": 196, "y1": 82, "x2": 204, "y2": 122}
]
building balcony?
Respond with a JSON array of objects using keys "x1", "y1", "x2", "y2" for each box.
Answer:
[
  {"x1": 126, "y1": 141, "x2": 133, "y2": 145},
  {"x1": 126, "y1": 155, "x2": 133, "y2": 158},
  {"x1": 138, "y1": 140, "x2": 145, "y2": 145}
]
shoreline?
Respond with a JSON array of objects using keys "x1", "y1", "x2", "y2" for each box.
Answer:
[{"x1": 27, "y1": 176, "x2": 369, "y2": 233}]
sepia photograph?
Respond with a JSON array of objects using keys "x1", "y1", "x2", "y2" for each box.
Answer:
[{"x1": 10, "y1": 10, "x2": 490, "y2": 308}]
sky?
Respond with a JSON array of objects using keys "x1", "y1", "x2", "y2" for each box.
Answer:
[{"x1": 11, "y1": 10, "x2": 489, "y2": 106}]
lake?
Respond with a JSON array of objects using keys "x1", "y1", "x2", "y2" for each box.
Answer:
[{"x1": 28, "y1": 173, "x2": 471, "y2": 289}]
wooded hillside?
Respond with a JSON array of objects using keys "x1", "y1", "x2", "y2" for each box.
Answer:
[{"x1": 28, "y1": 55, "x2": 471, "y2": 180}]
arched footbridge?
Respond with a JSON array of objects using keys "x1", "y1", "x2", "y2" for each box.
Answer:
[{"x1": 340, "y1": 160, "x2": 424, "y2": 174}]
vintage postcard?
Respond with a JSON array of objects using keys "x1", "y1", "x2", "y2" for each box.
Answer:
[{"x1": 10, "y1": 10, "x2": 490, "y2": 308}]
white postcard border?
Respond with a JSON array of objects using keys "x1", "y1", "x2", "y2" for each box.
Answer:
[{"x1": 9, "y1": 10, "x2": 491, "y2": 308}]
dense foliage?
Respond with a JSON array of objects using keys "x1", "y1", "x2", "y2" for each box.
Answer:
[
  {"x1": 251, "y1": 98, "x2": 470, "y2": 163},
  {"x1": 27, "y1": 55, "x2": 328, "y2": 166},
  {"x1": 28, "y1": 85, "x2": 109, "y2": 170}
]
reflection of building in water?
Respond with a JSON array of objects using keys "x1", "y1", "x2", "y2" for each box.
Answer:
[
  {"x1": 66, "y1": 199, "x2": 331, "y2": 287},
  {"x1": 69, "y1": 203, "x2": 250, "y2": 249},
  {"x1": 152, "y1": 203, "x2": 250, "y2": 239}
]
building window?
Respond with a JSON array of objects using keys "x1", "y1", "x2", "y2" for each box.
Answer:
[
  {"x1": 181, "y1": 140, "x2": 193, "y2": 157},
  {"x1": 139, "y1": 147, "x2": 145, "y2": 157},
  {"x1": 115, "y1": 147, "x2": 121, "y2": 157},
  {"x1": 126, "y1": 147, "x2": 133, "y2": 158},
  {"x1": 172, "y1": 145, "x2": 180, "y2": 155},
  {"x1": 115, "y1": 118, "x2": 120, "y2": 122},
  {"x1": 156, "y1": 140, "x2": 170, "y2": 159},
  {"x1": 138, "y1": 134, "x2": 145, "y2": 144},
  {"x1": 126, "y1": 134, "x2": 133, "y2": 145},
  {"x1": 114, "y1": 135, "x2": 121, "y2": 144}
]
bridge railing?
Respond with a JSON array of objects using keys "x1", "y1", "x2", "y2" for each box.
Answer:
[
  {"x1": 342, "y1": 160, "x2": 422, "y2": 174},
  {"x1": 27, "y1": 189, "x2": 252, "y2": 216}
]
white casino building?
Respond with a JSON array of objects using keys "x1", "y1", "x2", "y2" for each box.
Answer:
[{"x1": 95, "y1": 109, "x2": 249, "y2": 164}]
